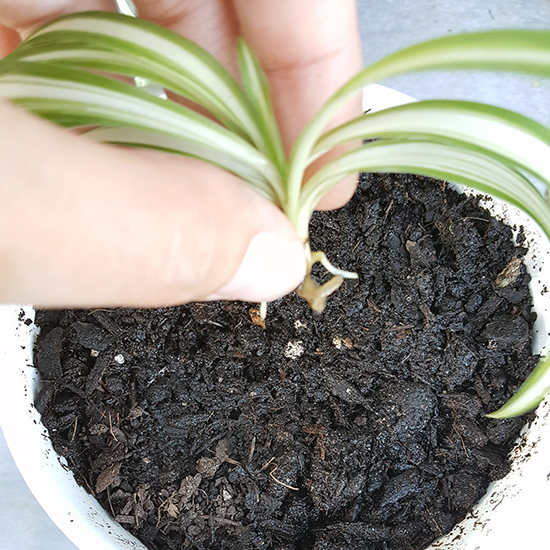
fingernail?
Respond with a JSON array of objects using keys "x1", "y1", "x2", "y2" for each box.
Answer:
[{"x1": 208, "y1": 231, "x2": 306, "y2": 302}]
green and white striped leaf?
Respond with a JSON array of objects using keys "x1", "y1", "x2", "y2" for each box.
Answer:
[
  {"x1": 290, "y1": 29, "x2": 550, "y2": 417},
  {"x1": 312, "y1": 100, "x2": 550, "y2": 191},
  {"x1": 0, "y1": 60, "x2": 281, "y2": 196},
  {"x1": 338, "y1": 30, "x2": 550, "y2": 100},
  {"x1": 298, "y1": 139, "x2": 550, "y2": 240},
  {"x1": 487, "y1": 354, "x2": 550, "y2": 418},
  {"x1": 84, "y1": 126, "x2": 282, "y2": 204},
  {"x1": 237, "y1": 38, "x2": 287, "y2": 180},
  {"x1": 288, "y1": 29, "x2": 550, "y2": 215},
  {"x1": 8, "y1": 11, "x2": 265, "y2": 148}
]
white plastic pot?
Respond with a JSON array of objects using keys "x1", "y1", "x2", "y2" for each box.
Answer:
[{"x1": 1, "y1": 85, "x2": 550, "y2": 550}]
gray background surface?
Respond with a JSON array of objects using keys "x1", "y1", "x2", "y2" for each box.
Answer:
[{"x1": 1, "y1": 1, "x2": 549, "y2": 548}]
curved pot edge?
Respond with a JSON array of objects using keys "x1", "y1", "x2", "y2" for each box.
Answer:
[{"x1": 0, "y1": 304, "x2": 146, "y2": 550}]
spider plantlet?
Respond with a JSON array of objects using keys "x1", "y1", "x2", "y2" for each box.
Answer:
[{"x1": 2, "y1": 11, "x2": 550, "y2": 416}]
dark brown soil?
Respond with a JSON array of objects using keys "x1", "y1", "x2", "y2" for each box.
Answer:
[{"x1": 34, "y1": 173, "x2": 538, "y2": 550}]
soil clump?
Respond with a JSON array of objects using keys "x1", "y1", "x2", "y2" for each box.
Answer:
[{"x1": 35, "y1": 173, "x2": 537, "y2": 550}]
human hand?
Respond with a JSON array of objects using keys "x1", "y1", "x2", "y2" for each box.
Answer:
[{"x1": 0, "y1": 0, "x2": 362, "y2": 308}]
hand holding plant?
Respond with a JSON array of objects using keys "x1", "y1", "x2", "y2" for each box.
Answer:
[{"x1": 0, "y1": 0, "x2": 362, "y2": 307}]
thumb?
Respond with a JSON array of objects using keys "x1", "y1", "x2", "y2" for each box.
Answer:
[{"x1": 0, "y1": 100, "x2": 306, "y2": 308}]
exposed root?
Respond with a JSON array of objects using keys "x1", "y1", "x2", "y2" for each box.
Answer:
[
  {"x1": 308, "y1": 250, "x2": 358, "y2": 280},
  {"x1": 258, "y1": 247, "x2": 358, "y2": 318},
  {"x1": 259, "y1": 301, "x2": 267, "y2": 320},
  {"x1": 296, "y1": 247, "x2": 358, "y2": 313},
  {"x1": 297, "y1": 273, "x2": 344, "y2": 313}
]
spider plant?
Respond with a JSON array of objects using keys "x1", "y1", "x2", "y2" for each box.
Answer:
[{"x1": 1, "y1": 11, "x2": 550, "y2": 417}]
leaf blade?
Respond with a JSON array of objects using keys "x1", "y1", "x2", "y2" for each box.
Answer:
[
  {"x1": 0, "y1": 60, "x2": 281, "y2": 196},
  {"x1": 9, "y1": 11, "x2": 265, "y2": 147},
  {"x1": 338, "y1": 30, "x2": 550, "y2": 100},
  {"x1": 313, "y1": 100, "x2": 550, "y2": 190},
  {"x1": 237, "y1": 38, "x2": 287, "y2": 180},
  {"x1": 84, "y1": 126, "x2": 282, "y2": 203},
  {"x1": 290, "y1": 29, "x2": 550, "y2": 217},
  {"x1": 487, "y1": 355, "x2": 550, "y2": 418},
  {"x1": 299, "y1": 139, "x2": 550, "y2": 239}
]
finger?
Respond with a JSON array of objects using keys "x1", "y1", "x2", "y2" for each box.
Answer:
[
  {"x1": 0, "y1": 100, "x2": 305, "y2": 308},
  {"x1": 133, "y1": 0, "x2": 240, "y2": 75},
  {"x1": 307, "y1": 150, "x2": 360, "y2": 211},
  {"x1": 0, "y1": 24, "x2": 20, "y2": 57},
  {"x1": 0, "y1": 0, "x2": 114, "y2": 37},
  {"x1": 231, "y1": 0, "x2": 363, "y2": 209}
]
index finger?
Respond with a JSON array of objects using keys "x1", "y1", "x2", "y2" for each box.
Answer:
[{"x1": 231, "y1": 0, "x2": 363, "y2": 209}]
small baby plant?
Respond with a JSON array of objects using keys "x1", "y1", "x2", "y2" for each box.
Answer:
[{"x1": 1, "y1": 11, "x2": 550, "y2": 417}]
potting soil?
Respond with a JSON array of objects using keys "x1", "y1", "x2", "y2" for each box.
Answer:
[{"x1": 34, "y1": 173, "x2": 538, "y2": 550}]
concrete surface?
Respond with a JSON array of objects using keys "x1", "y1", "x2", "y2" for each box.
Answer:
[{"x1": 1, "y1": 1, "x2": 549, "y2": 549}]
